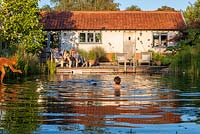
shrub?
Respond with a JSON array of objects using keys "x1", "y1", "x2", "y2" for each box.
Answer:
[
  {"x1": 88, "y1": 46, "x2": 106, "y2": 62},
  {"x1": 152, "y1": 52, "x2": 172, "y2": 66},
  {"x1": 78, "y1": 49, "x2": 88, "y2": 60}
]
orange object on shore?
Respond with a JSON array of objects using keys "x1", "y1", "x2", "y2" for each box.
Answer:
[{"x1": 0, "y1": 56, "x2": 22, "y2": 83}]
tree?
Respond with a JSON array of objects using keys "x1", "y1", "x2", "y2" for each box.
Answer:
[
  {"x1": 50, "y1": 0, "x2": 120, "y2": 11},
  {"x1": 184, "y1": 0, "x2": 200, "y2": 28},
  {"x1": 169, "y1": 0, "x2": 200, "y2": 77},
  {"x1": 157, "y1": 6, "x2": 176, "y2": 11},
  {"x1": 40, "y1": 4, "x2": 52, "y2": 11},
  {"x1": 125, "y1": 5, "x2": 141, "y2": 11},
  {"x1": 0, "y1": 0, "x2": 44, "y2": 54}
]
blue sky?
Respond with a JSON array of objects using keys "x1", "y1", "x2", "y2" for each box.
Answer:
[{"x1": 39, "y1": 0, "x2": 197, "y2": 11}]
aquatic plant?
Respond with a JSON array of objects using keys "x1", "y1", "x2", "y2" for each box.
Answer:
[
  {"x1": 170, "y1": 45, "x2": 200, "y2": 78},
  {"x1": 46, "y1": 59, "x2": 56, "y2": 74},
  {"x1": 17, "y1": 52, "x2": 41, "y2": 75}
]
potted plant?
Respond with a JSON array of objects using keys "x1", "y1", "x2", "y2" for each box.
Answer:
[
  {"x1": 88, "y1": 50, "x2": 97, "y2": 67},
  {"x1": 87, "y1": 46, "x2": 107, "y2": 67},
  {"x1": 152, "y1": 52, "x2": 162, "y2": 66}
]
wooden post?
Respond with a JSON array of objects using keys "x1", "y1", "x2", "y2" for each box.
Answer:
[
  {"x1": 61, "y1": 59, "x2": 63, "y2": 67},
  {"x1": 124, "y1": 60, "x2": 127, "y2": 72}
]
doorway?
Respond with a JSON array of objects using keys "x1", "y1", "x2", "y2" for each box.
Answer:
[{"x1": 123, "y1": 32, "x2": 136, "y2": 59}]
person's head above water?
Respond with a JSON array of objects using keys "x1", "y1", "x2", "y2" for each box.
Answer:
[{"x1": 114, "y1": 76, "x2": 121, "y2": 85}]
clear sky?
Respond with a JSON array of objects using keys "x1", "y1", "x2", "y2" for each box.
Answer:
[{"x1": 39, "y1": 0, "x2": 197, "y2": 11}]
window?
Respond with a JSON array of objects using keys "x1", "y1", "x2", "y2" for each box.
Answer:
[
  {"x1": 153, "y1": 32, "x2": 168, "y2": 47},
  {"x1": 80, "y1": 33, "x2": 86, "y2": 42},
  {"x1": 95, "y1": 33, "x2": 101, "y2": 43},
  {"x1": 87, "y1": 33, "x2": 94, "y2": 42},
  {"x1": 79, "y1": 32, "x2": 102, "y2": 43}
]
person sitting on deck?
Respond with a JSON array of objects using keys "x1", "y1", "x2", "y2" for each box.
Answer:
[
  {"x1": 70, "y1": 48, "x2": 84, "y2": 67},
  {"x1": 63, "y1": 50, "x2": 72, "y2": 68},
  {"x1": 53, "y1": 47, "x2": 63, "y2": 59},
  {"x1": 51, "y1": 47, "x2": 67, "y2": 67}
]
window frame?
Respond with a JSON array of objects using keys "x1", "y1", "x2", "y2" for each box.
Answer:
[
  {"x1": 79, "y1": 31, "x2": 102, "y2": 44},
  {"x1": 153, "y1": 32, "x2": 168, "y2": 47}
]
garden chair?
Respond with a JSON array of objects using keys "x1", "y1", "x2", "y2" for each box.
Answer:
[{"x1": 138, "y1": 52, "x2": 152, "y2": 66}]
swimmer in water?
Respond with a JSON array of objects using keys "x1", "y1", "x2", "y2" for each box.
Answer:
[{"x1": 113, "y1": 76, "x2": 121, "y2": 96}]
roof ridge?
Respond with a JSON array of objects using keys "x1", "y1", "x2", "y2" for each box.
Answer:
[{"x1": 41, "y1": 10, "x2": 181, "y2": 14}]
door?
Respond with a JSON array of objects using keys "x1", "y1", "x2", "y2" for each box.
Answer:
[{"x1": 123, "y1": 32, "x2": 136, "y2": 59}]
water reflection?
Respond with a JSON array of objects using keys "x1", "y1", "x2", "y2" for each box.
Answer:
[
  {"x1": 1, "y1": 74, "x2": 200, "y2": 134},
  {"x1": 0, "y1": 81, "x2": 41, "y2": 134}
]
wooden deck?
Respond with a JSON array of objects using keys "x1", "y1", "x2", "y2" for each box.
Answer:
[{"x1": 56, "y1": 65, "x2": 167, "y2": 74}]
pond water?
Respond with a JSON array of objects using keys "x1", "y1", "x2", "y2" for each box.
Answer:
[{"x1": 0, "y1": 73, "x2": 200, "y2": 134}]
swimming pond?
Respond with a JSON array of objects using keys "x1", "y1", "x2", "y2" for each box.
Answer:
[{"x1": 0, "y1": 73, "x2": 200, "y2": 134}]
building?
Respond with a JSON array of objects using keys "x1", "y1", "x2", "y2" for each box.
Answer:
[{"x1": 40, "y1": 11, "x2": 186, "y2": 60}]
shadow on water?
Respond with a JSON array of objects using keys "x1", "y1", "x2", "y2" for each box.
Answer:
[{"x1": 0, "y1": 73, "x2": 200, "y2": 134}]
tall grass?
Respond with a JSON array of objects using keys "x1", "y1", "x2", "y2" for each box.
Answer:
[
  {"x1": 89, "y1": 46, "x2": 107, "y2": 62},
  {"x1": 170, "y1": 45, "x2": 200, "y2": 78},
  {"x1": 17, "y1": 53, "x2": 41, "y2": 75},
  {"x1": 46, "y1": 59, "x2": 56, "y2": 75}
]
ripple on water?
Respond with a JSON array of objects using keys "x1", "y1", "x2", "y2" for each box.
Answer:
[{"x1": 1, "y1": 74, "x2": 200, "y2": 134}]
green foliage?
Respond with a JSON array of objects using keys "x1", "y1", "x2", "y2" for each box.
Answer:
[
  {"x1": 161, "y1": 54, "x2": 173, "y2": 66},
  {"x1": 40, "y1": 63, "x2": 48, "y2": 74},
  {"x1": 184, "y1": 0, "x2": 200, "y2": 28},
  {"x1": 17, "y1": 53, "x2": 41, "y2": 75},
  {"x1": 0, "y1": 0, "x2": 45, "y2": 54},
  {"x1": 179, "y1": 29, "x2": 200, "y2": 46},
  {"x1": 40, "y1": 4, "x2": 52, "y2": 11},
  {"x1": 0, "y1": 0, "x2": 46, "y2": 78},
  {"x1": 152, "y1": 52, "x2": 163, "y2": 61},
  {"x1": 165, "y1": 46, "x2": 181, "y2": 55},
  {"x1": 78, "y1": 49, "x2": 88, "y2": 60},
  {"x1": 3, "y1": 53, "x2": 42, "y2": 79},
  {"x1": 170, "y1": 45, "x2": 200, "y2": 78},
  {"x1": 50, "y1": 0, "x2": 120, "y2": 11},
  {"x1": 88, "y1": 46, "x2": 106, "y2": 61},
  {"x1": 125, "y1": 5, "x2": 141, "y2": 11},
  {"x1": 46, "y1": 59, "x2": 56, "y2": 74},
  {"x1": 152, "y1": 52, "x2": 173, "y2": 66},
  {"x1": 157, "y1": 5, "x2": 176, "y2": 11},
  {"x1": 88, "y1": 50, "x2": 97, "y2": 60},
  {"x1": 93, "y1": 46, "x2": 106, "y2": 59}
]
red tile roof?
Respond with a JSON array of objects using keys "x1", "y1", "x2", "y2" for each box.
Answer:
[{"x1": 40, "y1": 11, "x2": 186, "y2": 30}]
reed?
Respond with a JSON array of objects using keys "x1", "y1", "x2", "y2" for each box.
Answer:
[
  {"x1": 46, "y1": 59, "x2": 56, "y2": 75},
  {"x1": 170, "y1": 45, "x2": 200, "y2": 78},
  {"x1": 17, "y1": 53, "x2": 40, "y2": 75}
]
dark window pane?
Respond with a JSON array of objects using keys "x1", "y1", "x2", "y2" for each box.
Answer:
[
  {"x1": 95, "y1": 33, "x2": 101, "y2": 43},
  {"x1": 87, "y1": 33, "x2": 94, "y2": 42},
  {"x1": 80, "y1": 33, "x2": 86, "y2": 42}
]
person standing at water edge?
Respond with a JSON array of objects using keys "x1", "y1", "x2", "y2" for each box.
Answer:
[{"x1": 114, "y1": 76, "x2": 121, "y2": 96}]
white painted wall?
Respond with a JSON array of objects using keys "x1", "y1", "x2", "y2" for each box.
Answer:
[
  {"x1": 135, "y1": 31, "x2": 152, "y2": 53},
  {"x1": 59, "y1": 30, "x2": 179, "y2": 54},
  {"x1": 135, "y1": 30, "x2": 179, "y2": 53},
  {"x1": 102, "y1": 31, "x2": 124, "y2": 53},
  {"x1": 65, "y1": 30, "x2": 125, "y2": 53}
]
